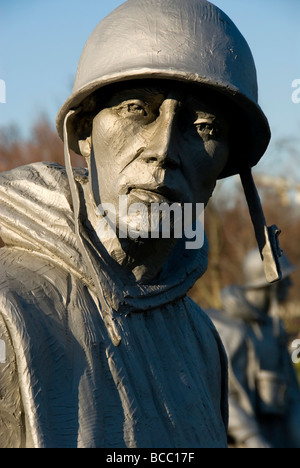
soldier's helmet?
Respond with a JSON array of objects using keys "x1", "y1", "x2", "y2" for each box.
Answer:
[
  {"x1": 56, "y1": 0, "x2": 271, "y2": 179},
  {"x1": 243, "y1": 248, "x2": 297, "y2": 289}
]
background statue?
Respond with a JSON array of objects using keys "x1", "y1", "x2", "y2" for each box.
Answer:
[
  {"x1": 0, "y1": 0, "x2": 275, "y2": 448},
  {"x1": 208, "y1": 249, "x2": 300, "y2": 448}
]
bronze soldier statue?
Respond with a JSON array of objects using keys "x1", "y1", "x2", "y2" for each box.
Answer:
[{"x1": 0, "y1": 0, "x2": 279, "y2": 447}]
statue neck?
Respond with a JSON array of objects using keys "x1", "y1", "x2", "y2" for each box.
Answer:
[{"x1": 82, "y1": 183, "x2": 178, "y2": 283}]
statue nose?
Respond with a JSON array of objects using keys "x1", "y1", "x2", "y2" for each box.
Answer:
[{"x1": 141, "y1": 100, "x2": 181, "y2": 169}]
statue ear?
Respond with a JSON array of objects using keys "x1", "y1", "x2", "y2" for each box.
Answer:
[{"x1": 78, "y1": 137, "x2": 92, "y2": 158}]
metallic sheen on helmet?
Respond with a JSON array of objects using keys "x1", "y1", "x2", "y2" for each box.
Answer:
[{"x1": 56, "y1": 0, "x2": 271, "y2": 179}]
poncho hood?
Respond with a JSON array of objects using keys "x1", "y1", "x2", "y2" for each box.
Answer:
[{"x1": 0, "y1": 162, "x2": 208, "y2": 313}]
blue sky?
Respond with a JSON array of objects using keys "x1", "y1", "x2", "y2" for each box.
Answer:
[{"x1": 1, "y1": 0, "x2": 299, "y2": 178}]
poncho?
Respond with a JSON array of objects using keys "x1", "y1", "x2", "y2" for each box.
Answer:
[{"x1": 0, "y1": 162, "x2": 228, "y2": 448}]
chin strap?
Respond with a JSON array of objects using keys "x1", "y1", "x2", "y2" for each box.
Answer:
[
  {"x1": 63, "y1": 109, "x2": 121, "y2": 347},
  {"x1": 240, "y1": 166, "x2": 282, "y2": 284}
]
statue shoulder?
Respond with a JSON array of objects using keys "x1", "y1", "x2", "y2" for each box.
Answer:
[
  {"x1": 0, "y1": 162, "x2": 87, "y2": 190},
  {"x1": 0, "y1": 248, "x2": 49, "y2": 309}
]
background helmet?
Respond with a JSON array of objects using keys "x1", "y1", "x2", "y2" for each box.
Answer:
[
  {"x1": 56, "y1": 0, "x2": 271, "y2": 179},
  {"x1": 243, "y1": 248, "x2": 297, "y2": 289}
]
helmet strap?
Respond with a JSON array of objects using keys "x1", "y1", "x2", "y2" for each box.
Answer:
[
  {"x1": 240, "y1": 165, "x2": 282, "y2": 284},
  {"x1": 63, "y1": 109, "x2": 122, "y2": 347}
]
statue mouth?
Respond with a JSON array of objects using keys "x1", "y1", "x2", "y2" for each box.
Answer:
[{"x1": 127, "y1": 186, "x2": 182, "y2": 205}]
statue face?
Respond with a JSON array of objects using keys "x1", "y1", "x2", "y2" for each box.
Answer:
[{"x1": 86, "y1": 81, "x2": 229, "y2": 225}]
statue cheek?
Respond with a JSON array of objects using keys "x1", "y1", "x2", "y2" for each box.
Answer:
[
  {"x1": 93, "y1": 110, "x2": 123, "y2": 150},
  {"x1": 203, "y1": 140, "x2": 229, "y2": 176},
  {"x1": 93, "y1": 118, "x2": 139, "y2": 164},
  {"x1": 182, "y1": 142, "x2": 228, "y2": 204}
]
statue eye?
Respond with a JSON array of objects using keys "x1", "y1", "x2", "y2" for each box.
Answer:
[
  {"x1": 127, "y1": 103, "x2": 148, "y2": 117},
  {"x1": 196, "y1": 122, "x2": 219, "y2": 137}
]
